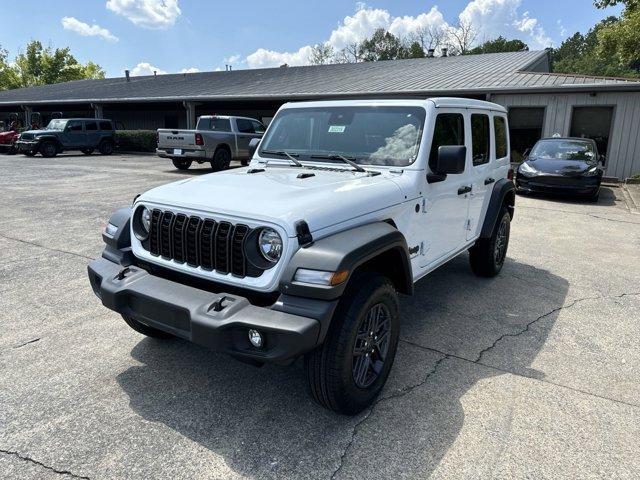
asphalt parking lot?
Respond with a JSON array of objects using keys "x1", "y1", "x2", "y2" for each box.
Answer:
[{"x1": 1, "y1": 153, "x2": 639, "y2": 479}]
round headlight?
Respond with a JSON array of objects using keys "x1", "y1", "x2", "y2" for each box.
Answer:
[
  {"x1": 258, "y1": 228, "x2": 283, "y2": 263},
  {"x1": 141, "y1": 207, "x2": 151, "y2": 233}
]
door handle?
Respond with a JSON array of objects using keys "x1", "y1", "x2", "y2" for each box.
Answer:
[
  {"x1": 458, "y1": 186, "x2": 472, "y2": 195},
  {"x1": 484, "y1": 177, "x2": 495, "y2": 185}
]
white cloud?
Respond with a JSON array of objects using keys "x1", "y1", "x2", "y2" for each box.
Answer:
[
  {"x1": 246, "y1": 46, "x2": 314, "y2": 69},
  {"x1": 241, "y1": 1, "x2": 553, "y2": 69},
  {"x1": 106, "y1": 0, "x2": 181, "y2": 29},
  {"x1": 130, "y1": 62, "x2": 167, "y2": 76},
  {"x1": 61, "y1": 16, "x2": 118, "y2": 42},
  {"x1": 224, "y1": 54, "x2": 242, "y2": 64},
  {"x1": 179, "y1": 67, "x2": 200, "y2": 73}
]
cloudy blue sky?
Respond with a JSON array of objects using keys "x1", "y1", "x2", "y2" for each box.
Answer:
[{"x1": 1, "y1": 0, "x2": 623, "y2": 77}]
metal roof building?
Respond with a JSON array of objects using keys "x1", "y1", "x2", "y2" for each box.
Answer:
[{"x1": 1, "y1": 50, "x2": 639, "y2": 179}]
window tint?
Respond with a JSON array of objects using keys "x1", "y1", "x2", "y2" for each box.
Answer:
[
  {"x1": 251, "y1": 120, "x2": 265, "y2": 134},
  {"x1": 99, "y1": 121, "x2": 113, "y2": 131},
  {"x1": 210, "y1": 118, "x2": 231, "y2": 132},
  {"x1": 67, "y1": 121, "x2": 83, "y2": 132},
  {"x1": 85, "y1": 121, "x2": 98, "y2": 131},
  {"x1": 429, "y1": 113, "x2": 465, "y2": 171},
  {"x1": 471, "y1": 114, "x2": 490, "y2": 165},
  {"x1": 236, "y1": 118, "x2": 254, "y2": 133},
  {"x1": 494, "y1": 116, "x2": 507, "y2": 158}
]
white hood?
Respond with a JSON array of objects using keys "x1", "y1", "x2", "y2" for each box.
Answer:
[{"x1": 138, "y1": 166, "x2": 405, "y2": 236}]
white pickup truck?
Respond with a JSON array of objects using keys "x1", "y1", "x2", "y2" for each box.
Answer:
[
  {"x1": 157, "y1": 115, "x2": 265, "y2": 170},
  {"x1": 90, "y1": 98, "x2": 515, "y2": 415}
]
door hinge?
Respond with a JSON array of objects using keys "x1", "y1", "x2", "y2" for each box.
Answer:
[{"x1": 422, "y1": 198, "x2": 429, "y2": 212}]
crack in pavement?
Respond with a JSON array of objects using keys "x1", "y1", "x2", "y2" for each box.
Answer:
[
  {"x1": 13, "y1": 338, "x2": 40, "y2": 349},
  {"x1": 0, "y1": 449, "x2": 90, "y2": 479},
  {"x1": 330, "y1": 353, "x2": 449, "y2": 479},
  {"x1": 0, "y1": 233, "x2": 93, "y2": 261},
  {"x1": 331, "y1": 291, "x2": 640, "y2": 477},
  {"x1": 586, "y1": 213, "x2": 640, "y2": 225}
]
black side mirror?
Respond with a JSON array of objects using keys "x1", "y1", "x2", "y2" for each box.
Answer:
[
  {"x1": 427, "y1": 145, "x2": 466, "y2": 183},
  {"x1": 248, "y1": 138, "x2": 261, "y2": 158}
]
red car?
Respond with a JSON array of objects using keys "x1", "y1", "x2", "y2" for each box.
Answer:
[{"x1": 0, "y1": 129, "x2": 20, "y2": 154}]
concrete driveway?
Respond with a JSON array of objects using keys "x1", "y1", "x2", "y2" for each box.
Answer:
[{"x1": 1, "y1": 153, "x2": 639, "y2": 479}]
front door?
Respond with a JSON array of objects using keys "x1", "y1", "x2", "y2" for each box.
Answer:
[
  {"x1": 420, "y1": 110, "x2": 471, "y2": 268},
  {"x1": 63, "y1": 120, "x2": 86, "y2": 147}
]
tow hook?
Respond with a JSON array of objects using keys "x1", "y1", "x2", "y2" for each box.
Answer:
[
  {"x1": 210, "y1": 295, "x2": 229, "y2": 312},
  {"x1": 115, "y1": 267, "x2": 131, "y2": 280}
]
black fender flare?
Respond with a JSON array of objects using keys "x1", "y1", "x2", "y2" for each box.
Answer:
[
  {"x1": 480, "y1": 179, "x2": 515, "y2": 239},
  {"x1": 279, "y1": 222, "x2": 413, "y2": 302},
  {"x1": 101, "y1": 207, "x2": 134, "y2": 265},
  {"x1": 35, "y1": 135, "x2": 62, "y2": 151}
]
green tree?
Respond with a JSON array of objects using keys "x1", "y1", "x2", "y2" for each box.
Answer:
[
  {"x1": 551, "y1": 16, "x2": 638, "y2": 77},
  {"x1": 0, "y1": 40, "x2": 105, "y2": 91},
  {"x1": 309, "y1": 43, "x2": 335, "y2": 65},
  {"x1": 407, "y1": 41, "x2": 425, "y2": 58},
  {"x1": 594, "y1": 0, "x2": 640, "y2": 70},
  {"x1": 467, "y1": 36, "x2": 528, "y2": 55},
  {"x1": 359, "y1": 29, "x2": 409, "y2": 61}
]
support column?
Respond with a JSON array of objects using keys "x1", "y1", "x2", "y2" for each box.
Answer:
[
  {"x1": 92, "y1": 103, "x2": 104, "y2": 119},
  {"x1": 22, "y1": 105, "x2": 33, "y2": 128},
  {"x1": 183, "y1": 101, "x2": 196, "y2": 129}
]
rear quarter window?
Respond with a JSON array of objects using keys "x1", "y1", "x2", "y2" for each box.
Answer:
[
  {"x1": 471, "y1": 114, "x2": 490, "y2": 166},
  {"x1": 494, "y1": 116, "x2": 508, "y2": 159},
  {"x1": 99, "y1": 121, "x2": 113, "y2": 131}
]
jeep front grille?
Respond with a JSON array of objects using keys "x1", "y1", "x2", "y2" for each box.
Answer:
[{"x1": 146, "y1": 209, "x2": 260, "y2": 278}]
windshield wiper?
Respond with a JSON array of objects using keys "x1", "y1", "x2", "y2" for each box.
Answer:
[
  {"x1": 260, "y1": 149, "x2": 303, "y2": 167},
  {"x1": 309, "y1": 153, "x2": 366, "y2": 173}
]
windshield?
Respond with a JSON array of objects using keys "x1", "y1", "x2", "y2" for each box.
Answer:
[
  {"x1": 530, "y1": 139, "x2": 596, "y2": 161},
  {"x1": 258, "y1": 106, "x2": 426, "y2": 167},
  {"x1": 45, "y1": 119, "x2": 68, "y2": 131}
]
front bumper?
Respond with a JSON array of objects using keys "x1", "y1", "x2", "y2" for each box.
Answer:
[
  {"x1": 156, "y1": 148, "x2": 207, "y2": 160},
  {"x1": 88, "y1": 257, "x2": 324, "y2": 364},
  {"x1": 515, "y1": 173, "x2": 600, "y2": 196},
  {"x1": 15, "y1": 140, "x2": 39, "y2": 152}
]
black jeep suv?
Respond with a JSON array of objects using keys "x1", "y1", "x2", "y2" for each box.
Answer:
[{"x1": 16, "y1": 118, "x2": 116, "y2": 157}]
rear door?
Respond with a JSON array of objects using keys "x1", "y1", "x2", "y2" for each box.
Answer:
[
  {"x1": 466, "y1": 111, "x2": 492, "y2": 240},
  {"x1": 420, "y1": 110, "x2": 471, "y2": 267},
  {"x1": 84, "y1": 120, "x2": 99, "y2": 147}
]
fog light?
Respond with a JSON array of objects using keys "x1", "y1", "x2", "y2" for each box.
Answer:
[{"x1": 248, "y1": 329, "x2": 263, "y2": 348}]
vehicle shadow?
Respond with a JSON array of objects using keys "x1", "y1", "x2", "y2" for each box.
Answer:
[
  {"x1": 116, "y1": 254, "x2": 569, "y2": 478},
  {"x1": 517, "y1": 185, "x2": 617, "y2": 207},
  {"x1": 164, "y1": 164, "x2": 243, "y2": 175}
]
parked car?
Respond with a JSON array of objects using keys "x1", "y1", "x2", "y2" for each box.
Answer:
[
  {"x1": 0, "y1": 128, "x2": 20, "y2": 154},
  {"x1": 156, "y1": 115, "x2": 265, "y2": 171},
  {"x1": 15, "y1": 118, "x2": 116, "y2": 157},
  {"x1": 515, "y1": 137, "x2": 604, "y2": 201},
  {"x1": 88, "y1": 98, "x2": 515, "y2": 415}
]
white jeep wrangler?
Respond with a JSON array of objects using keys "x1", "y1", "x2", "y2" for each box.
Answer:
[{"x1": 88, "y1": 98, "x2": 515, "y2": 415}]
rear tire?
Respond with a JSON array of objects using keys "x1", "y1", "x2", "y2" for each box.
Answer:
[
  {"x1": 211, "y1": 147, "x2": 231, "y2": 171},
  {"x1": 121, "y1": 315, "x2": 173, "y2": 339},
  {"x1": 98, "y1": 140, "x2": 114, "y2": 155},
  {"x1": 40, "y1": 141, "x2": 57, "y2": 158},
  {"x1": 587, "y1": 190, "x2": 600, "y2": 203},
  {"x1": 172, "y1": 158, "x2": 192, "y2": 170},
  {"x1": 304, "y1": 274, "x2": 400, "y2": 415},
  {"x1": 469, "y1": 207, "x2": 511, "y2": 277}
]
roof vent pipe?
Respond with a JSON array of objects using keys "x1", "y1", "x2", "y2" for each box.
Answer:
[
  {"x1": 427, "y1": 49, "x2": 435, "y2": 58},
  {"x1": 441, "y1": 48, "x2": 448, "y2": 57},
  {"x1": 153, "y1": 70, "x2": 157, "y2": 77},
  {"x1": 125, "y1": 69, "x2": 130, "y2": 82}
]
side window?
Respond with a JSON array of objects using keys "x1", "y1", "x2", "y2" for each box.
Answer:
[
  {"x1": 236, "y1": 118, "x2": 254, "y2": 133},
  {"x1": 99, "y1": 121, "x2": 113, "y2": 131},
  {"x1": 85, "y1": 121, "x2": 98, "y2": 131},
  {"x1": 67, "y1": 120, "x2": 83, "y2": 132},
  {"x1": 251, "y1": 120, "x2": 265, "y2": 134},
  {"x1": 210, "y1": 118, "x2": 231, "y2": 132},
  {"x1": 471, "y1": 114, "x2": 490, "y2": 166},
  {"x1": 494, "y1": 116, "x2": 507, "y2": 159},
  {"x1": 429, "y1": 113, "x2": 465, "y2": 172}
]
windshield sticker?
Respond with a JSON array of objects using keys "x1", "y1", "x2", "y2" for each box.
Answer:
[{"x1": 328, "y1": 125, "x2": 346, "y2": 133}]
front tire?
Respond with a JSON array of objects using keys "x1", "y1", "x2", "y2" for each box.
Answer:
[
  {"x1": 121, "y1": 315, "x2": 173, "y2": 339},
  {"x1": 469, "y1": 207, "x2": 511, "y2": 277},
  {"x1": 24, "y1": 150, "x2": 36, "y2": 157},
  {"x1": 211, "y1": 147, "x2": 231, "y2": 171},
  {"x1": 172, "y1": 158, "x2": 192, "y2": 170},
  {"x1": 304, "y1": 274, "x2": 400, "y2": 415},
  {"x1": 40, "y1": 141, "x2": 57, "y2": 158}
]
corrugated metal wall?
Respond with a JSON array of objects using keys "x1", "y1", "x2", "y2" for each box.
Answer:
[{"x1": 493, "y1": 91, "x2": 640, "y2": 180}]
